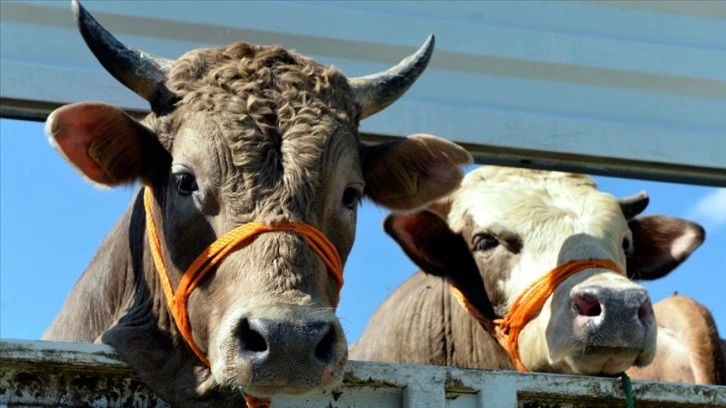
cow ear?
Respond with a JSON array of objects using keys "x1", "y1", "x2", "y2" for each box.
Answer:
[
  {"x1": 362, "y1": 133, "x2": 472, "y2": 210},
  {"x1": 426, "y1": 195, "x2": 454, "y2": 218},
  {"x1": 384, "y1": 210, "x2": 463, "y2": 277},
  {"x1": 45, "y1": 102, "x2": 168, "y2": 186},
  {"x1": 627, "y1": 215, "x2": 705, "y2": 280},
  {"x1": 384, "y1": 210, "x2": 497, "y2": 321}
]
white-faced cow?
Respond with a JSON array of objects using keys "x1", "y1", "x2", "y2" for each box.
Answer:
[
  {"x1": 43, "y1": 2, "x2": 472, "y2": 406},
  {"x1": 350, "y1": 166, "x2": 720, "y2": 383}
]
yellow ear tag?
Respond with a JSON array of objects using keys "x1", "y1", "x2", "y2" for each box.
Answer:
[
  {"x1": 88, "y1": 139, "x2": 116, "y2": 183},
  {"x1": 378, "y1": 171, "x2": 419, "y2": 200},
  {"x1": 405, "y1": 171, "x2": 419, "y2": 195}
]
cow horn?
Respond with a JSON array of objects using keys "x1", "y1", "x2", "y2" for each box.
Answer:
[
  {"x1": 72, "y1": 0, "x2": 176, "y2": 113},
  {"x1": 619, "y1": 191, "x2": 650, "y2": 220},
  {"x1": 349, "y1": 35, "x2": 435, "y2": 119}
]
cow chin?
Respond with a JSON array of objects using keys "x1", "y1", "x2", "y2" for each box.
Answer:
[
  {"x1": 208, "y1": 304, "x2": 348, "y2": 396},
  {"x1": 237, "y1": 366, "x2": 343, "y2": 398},
  {"x1": 562, "y1": 346, "x2": 654, "y2": 376},
  {"x1": 546, "y1": 328, "x2": 657, "y2": 376}
]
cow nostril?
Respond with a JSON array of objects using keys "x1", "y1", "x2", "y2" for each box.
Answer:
[
  {"x1": 638, "y1": 299, "x2": 654, "y2": 323},
  {"x1": 314, "y1": 325, "x2": 337, "y2": 364},
  {"x1": 572, "y1": 291, "x2": 602, "y2": 317},
  {"x1": 237, "y1": 318, "x2": 268, "y2": 353}
]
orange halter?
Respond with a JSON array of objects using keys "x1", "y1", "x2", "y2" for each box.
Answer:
[
  {"x1": 143, "y1": 187, "x2": 343, "y2": 408},
  {"x1": 450, "y1": 259, "x2": 622, "y2": 371}
]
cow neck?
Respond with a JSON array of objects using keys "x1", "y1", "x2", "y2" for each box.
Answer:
[
  {"x1": 449, "y1": 259, "x2": 622, "y2": 371},
  {"x1": 143, "y1": 186, "x2": 343, "y2": 408}
]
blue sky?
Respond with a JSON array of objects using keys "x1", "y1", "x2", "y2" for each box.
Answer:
[{"x1": 1, "y1": 117, "x2": 724, "y2": 345}]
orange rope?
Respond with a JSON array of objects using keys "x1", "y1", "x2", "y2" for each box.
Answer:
[
  {"x1": 143, "y1": 187, "x2": 343, "y2": 407},
  {"x1": 450, "y1": 259, "x2": 622, "y2": 371},
  {"x1": 449, "y1": 285, "x2": 496, "y2": 334}
]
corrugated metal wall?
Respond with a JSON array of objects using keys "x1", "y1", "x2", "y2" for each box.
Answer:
[{"x1": 1, "y1": 0, "x2": 724, "y2": 184}]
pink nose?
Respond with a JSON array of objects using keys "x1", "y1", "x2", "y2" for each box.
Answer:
[
  {"x1": 571, "y1": 286, "x2": 654, "y2": 325},
  {"x1": 572, "y1": 289, "x2": 601, "y2": 316}
]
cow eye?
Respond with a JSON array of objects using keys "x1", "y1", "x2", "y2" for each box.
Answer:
[
  {"x1": 622, "y1": 236, "x2": 634, "y2": 256},
  {"x1": 174, "y1": 172, "x2": 198, "y2": 196},
  {"x1": 342, "y1": 186, "x2": 363, "y2": 210},
  {"x1": 473, "y1": 234, "x2": 499, "y2": 252}
]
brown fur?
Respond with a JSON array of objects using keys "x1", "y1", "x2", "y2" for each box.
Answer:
[
  {"x1": 350, "y1": 271, "x2": 514, "y2": 370},
  {"x1": 152, "y1": 43, "x2": 358, "y2": 219},
  {"x1": 45, "y1": 27, "x2": 471, "y2": 407},
  {"x1": 462, "y1": 216, "x2": 522, "y2": 314},
  {"x1": 627, "y1": 294, "x2": 726, "y2": 385},
  {"x1": 362, "y1": 135, "x2": 472, "y2": 210}
]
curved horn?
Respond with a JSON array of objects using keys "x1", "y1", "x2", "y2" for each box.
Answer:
[
  {"x1": 619, "y1": 191, "x2": 650, "y2": 220},
  {"x1": 349, "y1": 35, "x2": 435, "y2": 119},
  {"x1": 72, "y1": 0, "x2": 176, "y2": 112}
]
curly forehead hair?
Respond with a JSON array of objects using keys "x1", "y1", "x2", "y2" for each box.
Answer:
[
  {"x1": 152, "y1": 42, "x2": 360, "y2": 153},
  {"x1": 145, "y1": 42, "x2": 363, "y2": 217}
]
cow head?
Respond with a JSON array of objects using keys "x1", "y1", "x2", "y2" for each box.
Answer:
[
  {"x1": 44, "y1": 1, "x2": 472, "y2": 402},
  {"x1": 385, "y1": 166, "x2": 705, "y2": 376}
]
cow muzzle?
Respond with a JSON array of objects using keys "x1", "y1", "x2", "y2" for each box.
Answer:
[
  {"x1": 571, "y1": 284, "x2": 654, "y2": 335},
  {"x1": 546, "y1": 276, "x2": 657, "y2": 375},
  {"x1": 217, "y1": 308, "x2": 347, "y2": 396}
]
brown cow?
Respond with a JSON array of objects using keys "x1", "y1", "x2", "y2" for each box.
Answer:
[
  {"x1": 351, "y1": 166, "x2": 714, "y2": 381},
  {"x1": 627, "y1": 294, "x2": 725, "y2": 384},
  {"x1": 42, "y1": 2, "x2": 472, "y2": 406}
]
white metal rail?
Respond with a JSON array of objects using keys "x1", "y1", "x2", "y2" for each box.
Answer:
[{"x1": 1, "y1": 340, "x2": 724, "y2": 408}]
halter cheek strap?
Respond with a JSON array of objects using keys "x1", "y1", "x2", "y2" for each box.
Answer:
[
  {"x1": 450, "y1": 259, "x2": 622, "y2": 371},
  {"x1": 144, "y1": 187, "x2": 343, "y2": 408}
]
